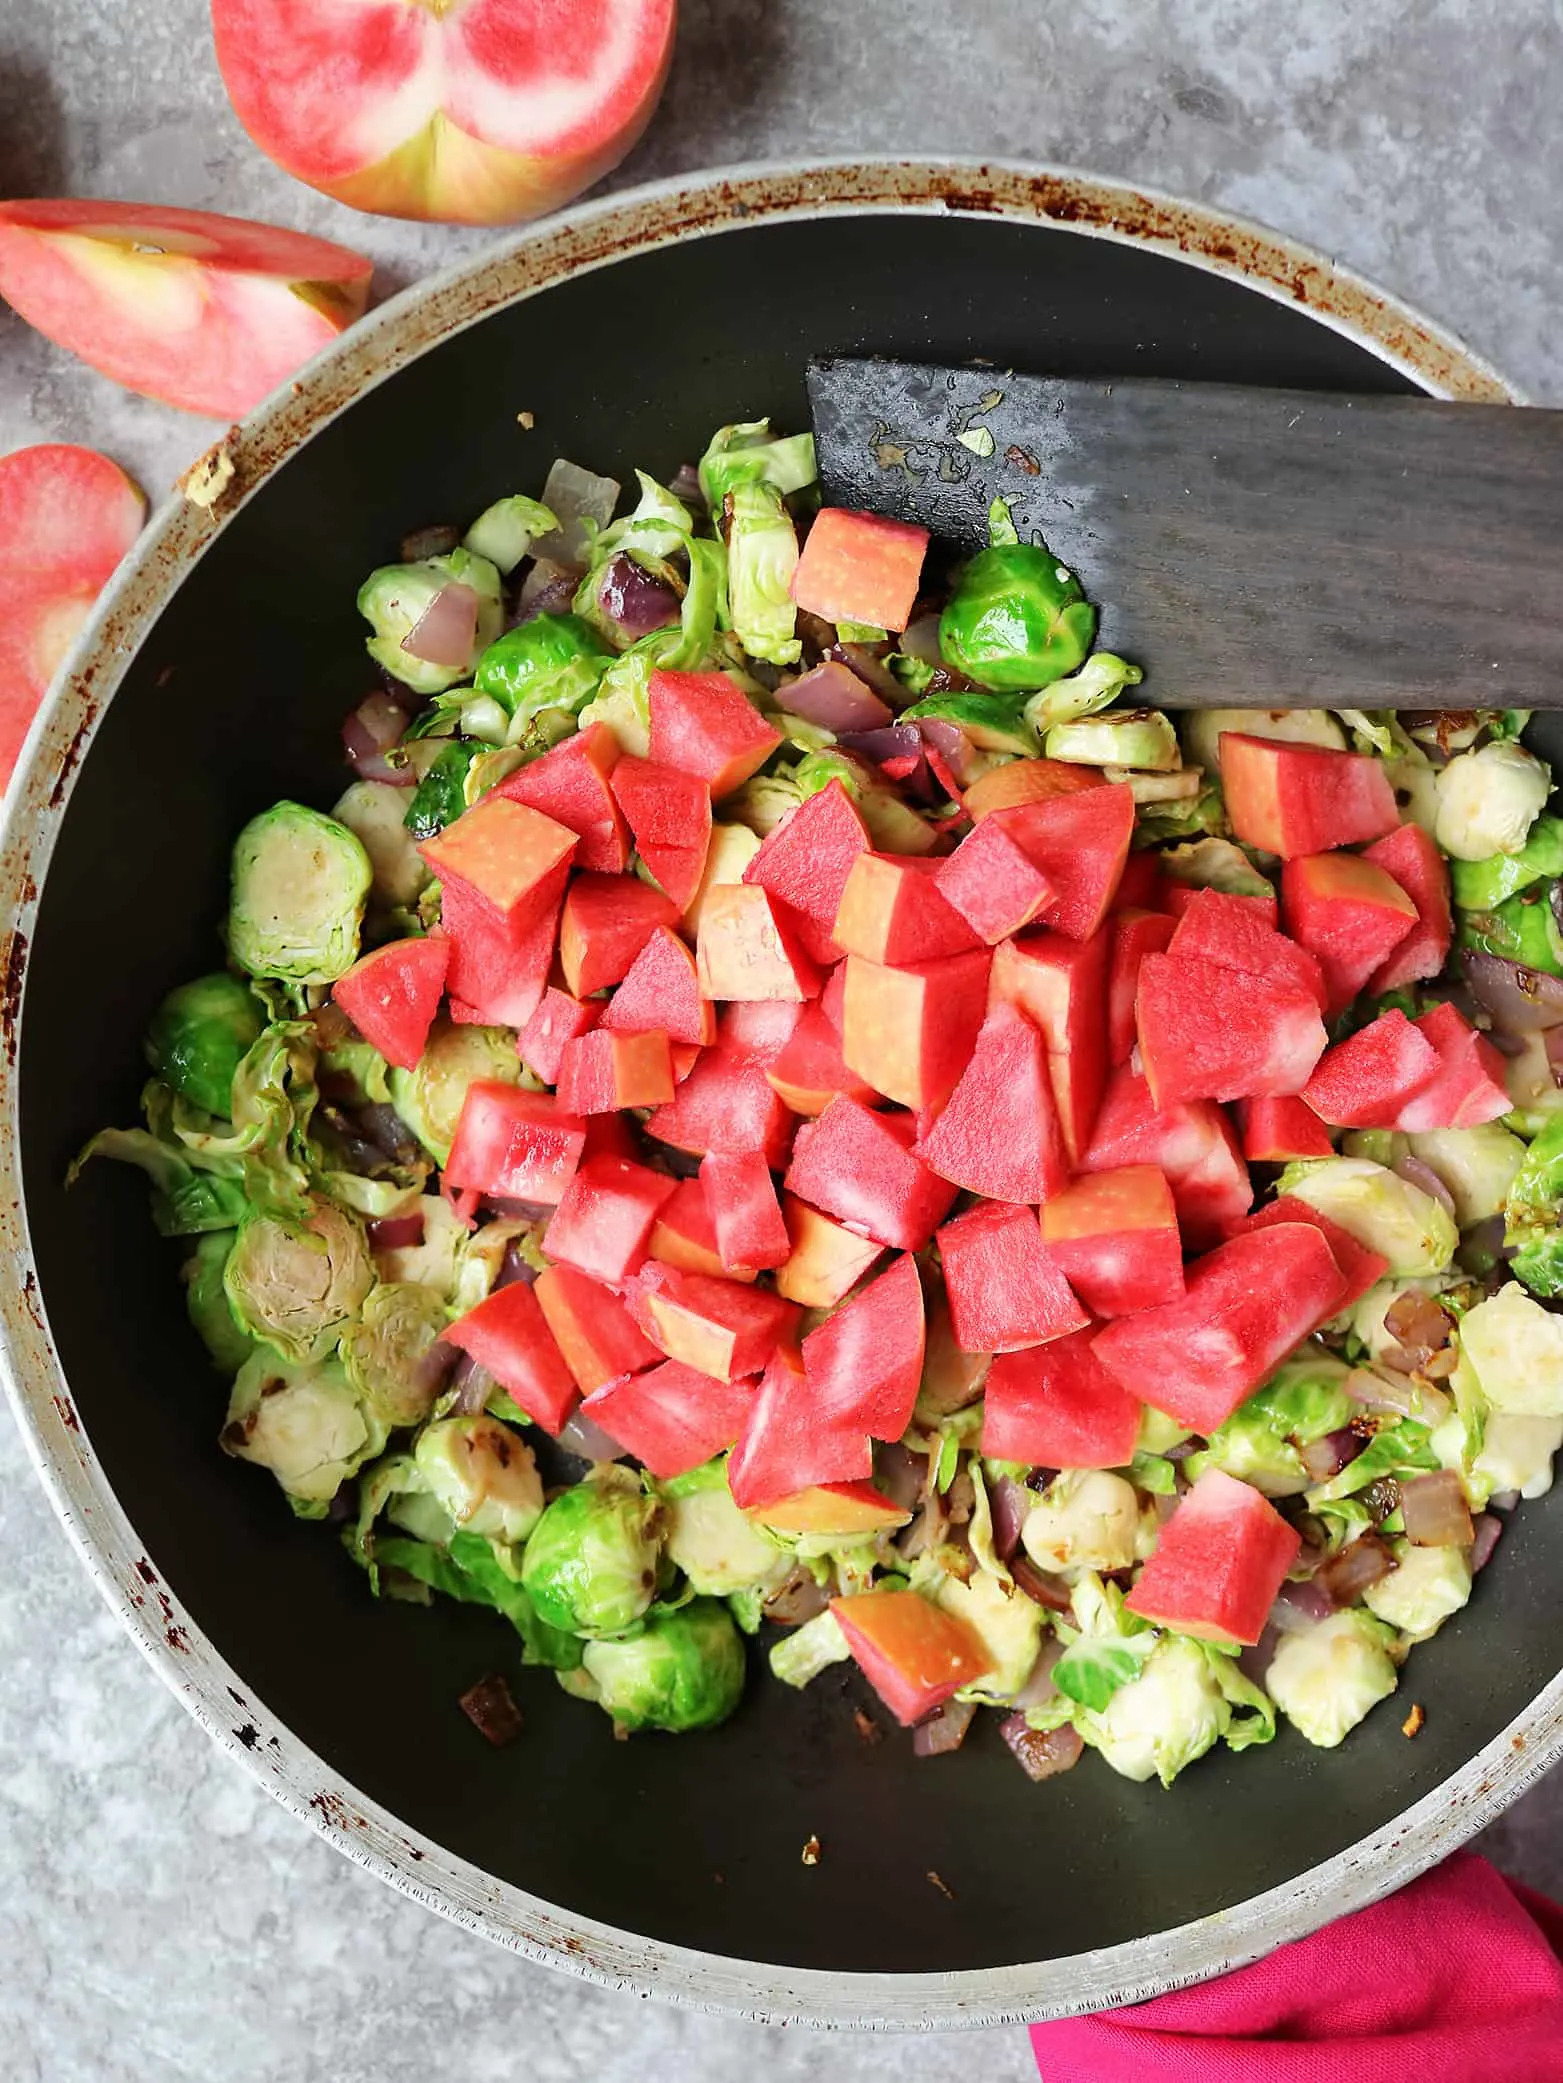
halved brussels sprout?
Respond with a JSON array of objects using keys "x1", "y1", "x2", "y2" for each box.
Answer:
[
  {"x1": 1021, "y1": 1470, "x2": 1142, "y2": 1574},
  {"x1": 1180, "y1": 706, "x2": 1345, "y2": 776},
  {"x1": 1264, "y1": 1610, "x2": 1400, "y2": 1746},
  {"x1": 413, "y1": 1415, "x2": 544, "y2": 1543},
  {"x1": 472, "y1": 612, "x2": 612, "y2": 729},
  {"x1": 1363, "y1": 1542, "x2": 1472, "y2": 1641},
  {"x1": 1401, "y1": 1125, "x2": 1526, "y2": 1228},
  {"x1": 341, "y1": 1282, "x2": 451, "y2": 1429},
  {"x1": 332, "y1": 780, "x2": 433, "y2": 911},
  {"x1": 1435, "y1": 741, "x2": 1551, "y2": 863},
  {"x1": 1187, "y1": 1354, "x2": 1353, "y2": 1497},
  {"x1": 936, "y1": 1566, "x2": 1044, "y2": 1703},
  {"x1": 221, "y1": 1351, "x2": 385, "y2": 1513},
  {"x1": 1472, "y1": 1413, "x2": 1563, "y2": 1501},
  {"x1": 223, "y1": 1198, "x2": 375, "y2": 1365},
  {"x1": 1022, "y1": 651, "x2": 1144, "y2": 735},
  {"x1": 698, "y1": 419, "x2": 817, "y2": 506},
  {"x1": 357, "y1": 545, "x2": 503, "y2": 696},
  {"x1": 1277, "y1": 1158, "x2": 1457, "y2": 1277},
  {"x1": 145, "y1": 974, "x2": 265, "y2": 1120},
  {"x1": 228, "y1": 803, "x2": 372, "y2": 986},
  {"x1": 580, "y1": 1597, "x2": 747, "y2": 1732},
  {"x1": 388, "y1": 1018, "x2": 520, "y2": 1166},
  {"x1": 725, "y1": 480, "x2": 801, "y2": 667},
  {"x1": 181, "y1": 1229, "x2": 256, "y2": 1372},
  {"x1": 1450, "y1": 814, "x2": 1563, "y2": 912},
  {"x1": 660, "y1": 1461, "x2": 786, "y2": 1596},
  {"x1": 1045, "y1": 709, "x2": 1180, "y2": 771},
  {"x1": 1074, "y1": 1635, "x2": 1226, "y2": 1787},
  {"x1": 939, "y1": 506, "x2": 1097, "y2": 693},
  {"x1": 769, "y1": 1607, "x2": 852, "y2": 1688},
  {"x1": 402, "y1": 741, "x2": 482, "y2": 841},
  {"x1": 463, "y1": 494, "x2": 558, "y2": 574},
  {"x1": 520, "y1": 1468, "x2": 664, "y2": 1639},
  {"x1": 1158, "y1": 837, "x2": 1274, "y2": 900},
  {"x1": 1457, "y1": 1282, "x2": 1563, "y2": 1417}
]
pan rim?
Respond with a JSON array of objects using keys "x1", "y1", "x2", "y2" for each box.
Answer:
[{"x1": 0, "y1": 153, "x2": 1548, "y2": 2029}]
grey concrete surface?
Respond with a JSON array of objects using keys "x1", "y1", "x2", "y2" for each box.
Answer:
[{"x1": 1, "y1": 2, "x2": 1560, "y2": 2076}]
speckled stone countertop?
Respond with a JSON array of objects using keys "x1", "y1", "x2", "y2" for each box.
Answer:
[{"x1": 3, "y1": 3, "x2": 1562, "y2": 2075}]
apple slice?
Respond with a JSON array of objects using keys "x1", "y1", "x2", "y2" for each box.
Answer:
[
  {"x1": 211, "y1": 0, "x2": 677, "y2": 226},
  {"x1": 0, "y1": 200, "x2": 372, "y2": 420},
  {"x1": 0, "y1": 444, "x2": 145, "y2": 789}
]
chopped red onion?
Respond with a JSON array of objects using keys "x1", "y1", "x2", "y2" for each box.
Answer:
[
  {"x1": 447, "y1": 1352, "x2": 495, "y2": 1416},
  {"x1": 1490, "y1": 1489, "x2": 1521, "y2": 1513},
  {"x1": 459, "y1": 1672, "x2": 524, "y2": 1746},
  {"x1": 1470, "y1": 1513, "x2": 1504, "y2": 1571},
  {"x1": 1270, "y1": 1578, "x2": 1336, "y2": 1631},
  {"x1": 899, "y1": 613, "x2": 946, "y2": 666},
  {"x1": 1000, "y1": 1716, "x2": 1084, "y2": 1783},
  {"x1": 987, "y1": 1475, "x2": 1031, "y2": 1562},
  {"x1": 556, "y1": 1405, "x2": 626, "y2": 1463},
  {"x1": 1238, "y1": 1624, "x2": 1280, "y2": 1686},
  {"x1": 401, "y1": 523, "x2": 461, "y2": 563},
  {"x1": 916, "y1": 715, "x2": 982, "y2": 786},
  {"x1": 514, "y1": 556, "x2": 580, "y2": 621},
  {"x1": 1299, "y1": 1427, "x2": 1368, "y2": 1484},
  {"x1": 595, "y1": 553, "x2": 680, "y2": 641},
  {"x1": 1315, "y1": 1532, "x2": 1394, "y2": 1604},
  {"x1": 1010, "y1": 1554, "x2": 1074, "y2": 1615},
  {"x1": 1546, "y1": 1028, "x2": 1563, "y2": 1081},
  {"x1": 484, "y1": 1196, "x2": 553, "y2": 1223},
  {"x1": 837, "y1": 724, "x2": 935, "y2": 801},
  {"x1": 1347, "y1": 1365, "x2": 1450, "y2": 1428},
  {"x1": 342, "y1": 689, "x2": 415, "y2": 785},
  {"x1": 411, "y1": 1338, "x2": 458, "y2": 1401},
  {"x1": 875, "y1": 1443, "x2": 927, "y2": 1513},
  {"x1": 780, "y1": 660, "x2": 893, "y2": 734},
  {"x1": 1394, "y1": 1155, "x2": 1457, "y2": 1218},
  {"x1": 763, "y1": 1568, "x2": 830, "y2": 1628},
  {"x1": 529, "y1": 459, "x2": 621, "y2": 569},
  {"x1": 401, "y1": 581, "x2": 479, "y2": 668},
  {"x1": 1462, "y1": 949, "x2": 1563, "y2": 1034},
  {"x1": 912, "y1": 1697, "x2": 976, "y2": 1757},
  {"x1": 1400, "y1": 1469, "x2": 1475, "y2": 1548},
  {"x1": 367, "y1": 1211, "x2": 425, "y2": 1252},
  {"x1": 828, "y1": 642, "x2": 907, "y2": 708},
  {"x1": 1011, "y1": 1634, "x2": 1065, "y2": 1713},
  {"x1": 494, "y1": 1240, "x2": 539, "y2": 1289}
]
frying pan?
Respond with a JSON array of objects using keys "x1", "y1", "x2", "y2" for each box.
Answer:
[{"x1": 3, "y1": 160, "x2": 1560, "y2": 2030}]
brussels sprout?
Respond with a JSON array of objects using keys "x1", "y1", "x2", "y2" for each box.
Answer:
[
  {"x1": 933, "y1": 1567, "x2": 1045, "y2": 1704},
  {"x1": 1502, "y1": 1032, "x2": 1563, "y2": 1138},
  {"x1": 228, "y1": 803, "x2": 371, "y2": 986},
  {"x1": 1074, "y1": 1635, "x2": 1226, "y2": 1787},
  {"x1": 1181, "y1": 706, "x2": 1345, "y2": 777},
  {"x1": 1435, "y1": 741, "x2": 1551, "y2": 863},
  {"x1": 1045, "y1": 708, "x2": 1181, "y2": 771},
  {"x1": 340, "y1": 1282, "x2": 451, "y2": 1429},
  {"x1": 1264, "y1": 1610, "x2": 1400, "y2": 1746},
  {"x1": 1450, "y1": 815, "x2": 1563, "y2": 911},
  {"x1": 221, "y1": 1351, "x2": 385, "y2": 1513},
  {"x1": 793, "y1": 749, "x2": 938, "y2": 855},
  {"x1": 223, "y1": 1199, "x2": 375, "y2": 1365},
  {"x1": 1473, "y1": 1412, "x2": 1563, "y2": 1501},
  {"x1": 581, "y1": 1597, "x2": 747, "y2": 1733},
  {"x1": 1458, "y1": 1282, "x2": 1563, "y2": 1416},
  {"x1": 357, "y1": 545, "x2": 504, "y2": 695},
  {"x1": 1363, "y1": 1542, "x2": 1473, "y2": 1641},
  {"x1": 1187, "y1": 1354, "x2": 1354, "y2": 1497},
  {"x1": 769, "y1": 1607, "x2": 852, "y2": 1689},
  {"x1": 71, "y1": 1117, "x2": 252, "y2": 1236},
  {"x1": 1021, "y1": 651, "x2": 1144, "y2": 735},
  {"x1": 577, "y1": 632, "x2": 669, "y2": 755},
  {"x1": 462, "y1": 493, "x2": 559, "y2": 575},
  {"x1": 1277, "y1": 1158, "x2": 1457, "y2": 1276},
  {"x1": 388, "y1": 1018, "x2": 520, "y2": 1166},
  {"x1": 698, "y1": 419, "x2": 817, "y2": 506},
  {"x1": 725, "y1": 480, "x2": 801, "y2": 667},
  {"x1": 939, "y1": 499, "x2": 1096, "y2": 693},
  {"x1": 1137, "y1": 1407, "x2": 1194, "y2": 1457},
  {"x1": 413, "y1": 1414, "x2": 544, "y2": 1543},
  {"x1": 402, "y1": 740, "x2": 482, "y2": 841},
  {"x1": 1048, "y1": 1573, "x2": 1156, "y2": 1712},
  {"x1": 472, "y1": 612, "x2": 612, "y2": 728},
  {"x1": 1158, "y1": 837, "x2": 1274, "y2": 900},
  {"x1": 1305, "y1": 1412, "x2": 1439, "y2": 1506},
  {"x1": 901, "y1": 691, "x2": 1035, "y2": 756},
  {"x1": 145, "y1": 974, "x2": 265, "y2": 1120},
  {"x1": 1457, "y1": 890, "x2": 1563, "y2": 976},
  {"x1": 1021, "y1": 1470, "x2": 1143, "y2": 1574},
  {"x1": 181, "y1": 1230, "x2": 256, "y2": 1371},
  {"x1": 725, "y1": 768, "x2": 805, "y2": 838},
  {"x1": 1398, "y1": 1125, "x2": 1525, "y2": 1229},
  {"x1": 332, "y1": 780, "x2": 433, "y2": 910},
  {"x1": 520, "y1": 1469, "x2": 664, "y2": 1639},
  {"x1": 660, "y1": 1461, "x2": 785, "y2": 1596}
]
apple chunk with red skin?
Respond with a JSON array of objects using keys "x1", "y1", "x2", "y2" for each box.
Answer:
[
  {"x1": 211, "y1": 0, "x2": 677, "y2": 227},
  {"x1": 0, "y1": 444, "x2": 145, "y2": 789},
  {"x1": 0, "y1": 200, "x2": 372, "y2": 419}
]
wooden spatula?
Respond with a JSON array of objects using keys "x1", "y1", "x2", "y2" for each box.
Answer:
[{"x1": 806, "y1": 357, "x2": 1563, "y2": 711}]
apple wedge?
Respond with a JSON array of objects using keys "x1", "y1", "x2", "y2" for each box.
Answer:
[
  {"x1": 0, "y1": 200, "x2": 373, "y2": 419},
  {"x1": 211, "y1": 0, "x2": 678, "y2": 226}
]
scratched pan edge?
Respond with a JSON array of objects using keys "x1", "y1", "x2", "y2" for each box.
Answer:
[{"x1": 0, "y1": 159, "x2": 1558, "y2": 2030}]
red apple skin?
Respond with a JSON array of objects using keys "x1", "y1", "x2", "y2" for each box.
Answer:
[
  {"x1": 210, "y1": 0, "x2": 679, "y2": 227},
  {"x1": 0, "y1": 200, "x2": 373, "y2": 420},
  {"x1": 0, "y1": 444, "x2": 146, "y2": 788}
]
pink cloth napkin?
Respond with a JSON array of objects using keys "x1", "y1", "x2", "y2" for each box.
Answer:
[{"x1": 1030, "y1": 1853, "x2": 1563, "y2": 2082}]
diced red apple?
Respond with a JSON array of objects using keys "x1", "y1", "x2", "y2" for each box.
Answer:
[
  {"x1": 601, "y1": 923, "x2": 715, "y2": 1047},
  {"x1": 0, "y1": 443, "x2": 145, "y2": 789},
  {"x1": 1083, "y1": 1065, "x2": 1252, "y2": 1247},
  {"x1": 439, "y1": 876, "x2": 561, "y2": 1030},
  {"x1": 1136, "y1": 951, "x2": 1328, "y2": 1105},
  {"x1": 699, "y1": 1149, "x2": 790, "y2": 1273},
  {"x1": 832, "y1": 853, "x2": 979, "y2": 966},
  {"x1": 518, "y1": 987, "x2": 600, "y2": 1086},
  {"x1": 695, "y1": 883, "x2": 821, "y2": 1002},
  {"x1": 982, "y1": 1331, "x2": 1143, "y2": 1469},
  {"x1": 211, "y1": 0, "x2": 676, "y2": 226},
  {"x1": 933, "y1": 815, "x2": 1057, "y2": 944},
  {"x1": 989, "y1": 784, "x2": 1135, "y2": 941},
  {"x1": 444, "y1": 1082, "x2": 585, "y2": 1203},
  {"x1": 1300, "y1": 1009, "x2": 1439, "y2": 1129},
  {"x1": 533, "y1": 1263, "x2": 659, "y2": 1394},
  {"x1": 1091, "y1": 1224, "x2": 1346, "y2": 1434},
  {"x1": 742, "y1": 780, "x2": 870, "y2": 966},
  {"x1": 784, "y1": 1097, "x2": 957, "y2": 1251},
  {"x1": 1167, "y1": 885, "x2": 1325, "y2": 1012},
  {"x1": 1281, "y1": 852, "x2": 1418, "y2": 1015},
  {"x1": 648, "y1": 668, "x2": 782, "y2": 798},
  {"x1": 1239, "y1": 1095, "x2": 1335, "y2": 1163},
  {"x1": 720, "y1": 997, "x2": 803, "y2": 1066},
  {"x1": 830, "y1": 1591, "x2": 988, "y2": 1726},
  {"x1": 0, "y1": 200, "x2": 371, "y2": 418},
  {"x1": 1125, "y1": 1467, "x2": 1301, "y2": 1646},
  {"x1": 790, "y1": 507, "x2": 929, "y2": 632},
  {"x1": 988, "y1": 928, "x2": 1110, "y2": 1162},
  {"x1": 542, "y1": 1154, "x2": 676, "y2": 1284},
  {"x1": 1233, "y1": 1196, "x2": 1388, "y2": 1321},
  {"x1": 774, "y1": 1196, "x2": 885, "y2": 1308},
  {"x1": 841, "y1": 948, "x2": 991, "y2": 1111},
  {"x1": 1039, "y1": 1165, "x2": 1185, "y2": 1318},
  {"x1": 559, "y1": 875, "x2": 680, "y2": 998},
  {"x1": 421, "y1": 795, "x2": 576, "y2": 930},
  {"x1": 331, "y1": 934, "x2": 450, "y2": 1071},
  {"x1": 764, "y1": 1004, "x2": 876, "y2": 1117},
  {"x1": 555, "y1": 1025, "x2": 674, "y2": 1113},
  {"x1": 1362, "y1": 823, "x2": 1453, "y2": 994},
  {"x1": 964, "y1": 758, "x2": 1105, "y2": 823},
  {"x1": 582, "y1": 1361, "x2": 753, "y2": 1481},
  {"x1": 646, "y1": 1048, "x2": 795, "y2": 1169},
  {"x1": 749, "y1": 1483, "x2": 910, "y2": 1537},
  {"x1": 1393, "y1": 1000, "x2": 1512, "y2": 1131},
  {"x1": 442, "y1": 1280, "x2": 577, "y2": 1434},
  {"x1": 937, "y1": 1202, "x2": 1087, "y2": 1354},
  {"x1": 627, "y1": 1261, "x2": 798, "y2": 1382},
  {"x1": 727, "y1": 1339, "x2": 871, "y2": 1507},
  {"x1": 1220, "y1": 734, "x2": 1401, "y2": 857},
  {"x1": 1107, "y1": 909, "x2": 1175, "y2": 1065},
  {"x1": 610, "y1": 753, "x2": 713, "y2": 912},
  {"x1": 800, "y1": 1252, "x2": 925, "y2": 1440},
  {"x1": 914, "y1": 1002, "x2": 1069, "y2": 1205},
  {"x1": 646, "y1": 1176, "x2": 745, "y2": 1283},
  {"x1": 498, "y1": 721, "x2": 627, "y2": 873}
]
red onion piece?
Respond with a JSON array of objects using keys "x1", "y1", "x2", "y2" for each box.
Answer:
[
  {"x1": 494, "y1": 1240, "x2": 539, "y2": 1290},
  {"x1": 1490, "y1": 1489, "x2": 1521, "y2": 1513},
  {"x1": 342, "y1": 689, "x2": 415, "y2": 785},
  {"x1": 1000, "y1": 1716, "x2": 1084, "y2": 1783},
  {"x1": 367, "y1": 1212, "x2": 425, "y2": 1252},
  {"x1": 912, "y1": 1696, "x2": 977, "y2": 1757},
  {"x1": 763, "y1": 1568, "x2": 830, "y2": 1628},
  {"x1": 1270, "y1": 1579, "x2": 1337, "y2": 1631},
  {"x1": 484, "y1": 1196, "x2": 554, "y2": 1223},
  {"x1": 1238, "y1": 1623, "x2": 1281, "y2": 1686},
  {"x1": 1315, "y1": 1532, "x2": 1394, "y2": 1604},
  {"x1": 411, "y1": 1338, "x2": 458, "y2": 1401},
  {"x1": 1299, "y1": 1427, "x2": 1369, "y2": 1485},
  {"x1": 1400, "y1": 1469, "x2": 1475, "y2": 1547},
  {"x1": 827, "y1": 642, "x2": 907, "y2": 708},
  {"x1": 875, "y1": 1443, "x2": 927, "y2": 1514},
  {"x1": 514, "y1": 556, "x2": 581, "y2": 622},
  {"x1": 556, "y1": 1405, "x2": 626, "y2": 1463},
  {"x1": 1010, "y1": 1554, "x2": 1074, "y2": 1615},
  {"x1": 899, "y1": 613, "x2": 946, "y2": 666},
  {"x1": 530, "y1": 459, "x2": 620, "y2": 569},
  {"x1": 1011, "y1": 1634, "x2": 1065, "y2": 1713},
  {"x1": 988, "y1": 1476, "x2": 1031, "y2": 1562},
  {"x1": 1470, "y1": 1513, "x2": 1504, "y2": 1570},
  {"x1": 401, "y1": 523, "x2": 461, "y2": 563},
  {"x1": 447, "y1": 1352, "x2": 495, "y2": 1416},
  {"x1": 836, "y1": 724, "x2": 935, "y2": 801},
  {"x1": 401, "y1": 581, "x2": 479, "y2": 668},
  {"x1": 595, "y1": 553, "x2": 680, "y2": 641},
  {"x1": 1546, "y1": 1028, "x2": 1563, "y2": 1082},
  {"x1": 780, "y1": 660, "x2": 893, "y2": 734},
  {"x1": 1462, "y1": 949, "x2": 1563, "y2": 1034},
  {"x1": 916, "y1": 715, "x2": 982, "y2": 786},
  {"x1": 1394, "y1": 1155, "x2": 1457, "y2": 1218}
]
